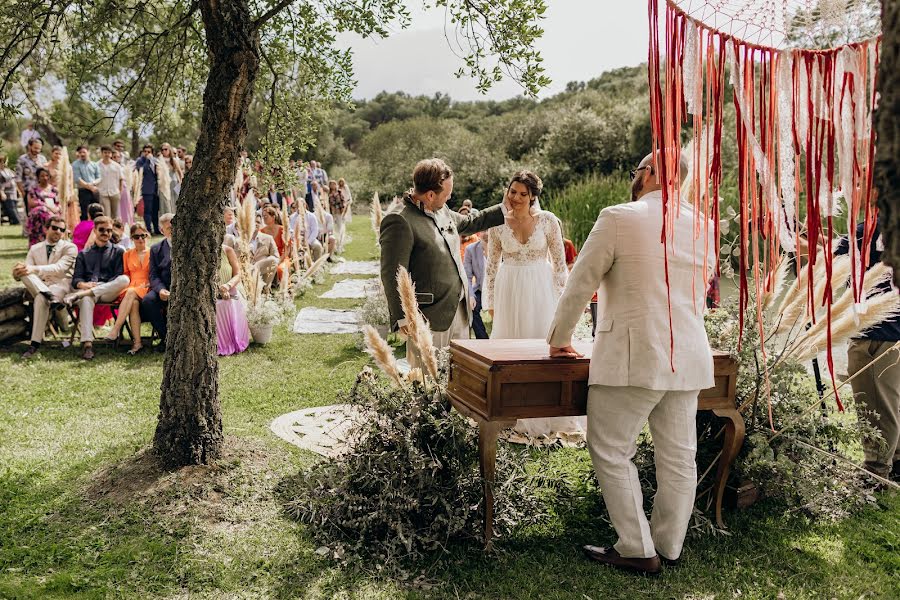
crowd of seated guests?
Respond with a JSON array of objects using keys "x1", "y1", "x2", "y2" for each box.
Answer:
[{"x1": 12, "y1": 212, "x2": 176, "y2": 360}]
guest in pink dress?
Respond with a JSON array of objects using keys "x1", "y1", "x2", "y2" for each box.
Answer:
[{"x1": 216, "y1": 244, "x2": 250, "y2": 356}]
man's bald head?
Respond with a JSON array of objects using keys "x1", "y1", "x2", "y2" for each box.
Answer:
[{"x1": 631, "y1": 151, "x2": 689, "y2": 200}]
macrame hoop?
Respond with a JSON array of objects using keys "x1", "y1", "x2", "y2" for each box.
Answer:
[{"x1": 648, "y1": 0, "x2": 883, "y2": 410}]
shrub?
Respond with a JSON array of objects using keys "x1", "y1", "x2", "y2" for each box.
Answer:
[
  {"x1": 285, "y1": 353, "x2": 549, "y2": 568},
  {"x1": 543, "y1": 172, "x2": 631, "y2": 248}
]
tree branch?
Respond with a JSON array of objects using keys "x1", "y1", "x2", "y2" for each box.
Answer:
[{"x1": 253, "y1": 0, "x2": 296, "y2": 30}]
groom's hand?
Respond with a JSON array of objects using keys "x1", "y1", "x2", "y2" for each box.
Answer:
[{"x1": 550, "y1": 344, "x2": 583, "y2": 359}]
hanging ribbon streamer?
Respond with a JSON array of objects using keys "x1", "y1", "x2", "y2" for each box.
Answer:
[{"x1": 647, "y1": 0, "x2": 881, "y2": 411}]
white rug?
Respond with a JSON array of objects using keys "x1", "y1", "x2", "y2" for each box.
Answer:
[
  {"x1": 270, "y1": 404, "x2": 358, "y2": 457},
  {"x1": 292, "y1": 307, "x2": 361, "y2": 334},
  {"x1": 320, "y1": 278, "x2": 379, "y2": 299},
  {"x1": 330, "y1": 260, "x2": 379, "y2": 275}
]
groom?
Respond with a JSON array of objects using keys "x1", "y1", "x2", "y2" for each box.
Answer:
[
  {"x1": 547, "y1": 152, "x2": 716, "y2": 574},
  {"x1": 380, "y1": 158, "x2": 505, "y2": 365}
]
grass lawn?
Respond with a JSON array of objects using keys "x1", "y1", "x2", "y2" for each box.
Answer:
[{"x1": 1, "y1": 218, "x2": 898, "y2": 599}]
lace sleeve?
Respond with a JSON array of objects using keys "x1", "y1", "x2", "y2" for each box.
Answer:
[
  {"x1": 482, "y1": 227, "x2": 503, "y2": 310},
  {"x1": 545, "y1": 213, "x2": 569, "y2": 297}
]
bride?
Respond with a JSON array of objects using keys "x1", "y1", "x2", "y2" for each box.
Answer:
[{"x1": 483, "y1": 170, "x2": 586, "y2": 440}]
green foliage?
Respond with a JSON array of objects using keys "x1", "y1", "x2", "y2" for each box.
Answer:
[
  {"x1": 542, "y1": 172, "x2": 631, "y2": 247},
  {"x1": 703, "y1": 295, "x2": 882, "y2": 521},
  {"x1": 356, "y1": 116, "x2": 512, "y2": 207},
  {"x1": 285, "y1": 356, "x2": 548, "y2": 567}
]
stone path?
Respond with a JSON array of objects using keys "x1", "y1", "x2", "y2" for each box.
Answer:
[
  {"x1": 330, "y1": 260, "x2": 379, "y2": 275},
  {"x1": 320, "y1": 278, "x2": 379, "y2": 299},
  {"x1": 270, "y1": 404, "x2": 357, "y2": 457},
  {"x1": 292, "y1": 307, "x2": 361, "y2": 334}
]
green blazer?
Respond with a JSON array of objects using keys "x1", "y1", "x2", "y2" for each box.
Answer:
[{"x1": 380, "y1": 199, "x2": 505, "y2": 332}]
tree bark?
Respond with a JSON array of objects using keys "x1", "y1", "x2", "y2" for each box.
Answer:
[
  {"x1": 876, "y1": 1, "x2": 900, "y2": 285},
  {"x1": 152, "y1": 0, "x2": 260, "y2": 467}
]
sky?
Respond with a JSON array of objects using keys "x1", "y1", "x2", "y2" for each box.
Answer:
[{"x1": 339, "y1": 1, "x2": 650, "y2": 101}]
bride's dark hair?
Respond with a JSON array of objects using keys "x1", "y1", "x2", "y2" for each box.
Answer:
[{"x1": 507, "y1": 170, "x2": 543, "y2": 205}]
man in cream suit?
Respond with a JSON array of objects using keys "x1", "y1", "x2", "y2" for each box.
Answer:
[
  {"x1": 548, "y1": 152, "x2": 715, "y2": 575},
  {"x1": 13, "y1": 215, "x2": 77, "y2": 358}
]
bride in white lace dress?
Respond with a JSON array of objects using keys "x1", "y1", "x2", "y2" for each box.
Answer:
[{"x1": 483, "y1": 170, "x2": 586, "y2": 440}]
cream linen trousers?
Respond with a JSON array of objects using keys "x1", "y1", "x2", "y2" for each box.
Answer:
[{"x1": 587, "y1": 384, "x2": 699, "y2": 560}]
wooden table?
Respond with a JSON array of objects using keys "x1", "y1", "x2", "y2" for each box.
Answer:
[{"x1": 446, "y1": 339, "x2": 742, "y2": 548}]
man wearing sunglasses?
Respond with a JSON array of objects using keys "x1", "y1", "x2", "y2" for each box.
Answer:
[
  {"x1": 65, "y1": 216, "x2": 129, "y2": 360},
  {"x1": 14, "y1": 216, "x2": 78, "y2": 358}
]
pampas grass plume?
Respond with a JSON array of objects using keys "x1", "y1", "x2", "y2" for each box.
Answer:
[
  {"x1": 371, "y1": 192, "x2": 383, "y2": 234},
  {"x1": 792, "y1": 291, "x2": 900, "y2": 362},
  {"x1": 395, "y1": 266, "x2": 439, "y2": 381},
  {"x1": 363, "y1": 325, "x2": 402, "y2": 386}
]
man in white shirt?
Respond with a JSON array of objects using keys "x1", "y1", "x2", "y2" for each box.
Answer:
[
  {"x1": 13, "y1": 216, "x2": 77, "y2": 358},
  {"x1": 289, "y1": 203, "x2": 323, "y2": 261},
  {"x1": 548, "y1": 152, "x2": 715, "y2": 575},
  {"x1": 97, "y1": 145, "x2": 125, "y2": 219}
]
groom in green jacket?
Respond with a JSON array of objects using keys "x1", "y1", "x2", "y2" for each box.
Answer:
[{"x1": 380, "y1": 158, "x2": 505, "y2": 362}]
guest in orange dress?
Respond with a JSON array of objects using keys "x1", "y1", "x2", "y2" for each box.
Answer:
[
  {"x1": 105, "y1": 223, "x2": 151, "y2": 354},
  {"x1": 260, "y1": 204, "x2": 291, "y2": 287}
]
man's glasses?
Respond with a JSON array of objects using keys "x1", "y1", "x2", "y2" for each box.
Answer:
[
  {"x1": 630, "y1": 166, "x2": 651, "y2": 179},
  {"x1": 97, "y1": 227, "x2": 112, "y2": 234},
  {"x1": 133, "y1": 234, "x2": 149, "y2": 240},
  {"x1": 49, "y1": 225, "x2": 66, "y2": 232}
]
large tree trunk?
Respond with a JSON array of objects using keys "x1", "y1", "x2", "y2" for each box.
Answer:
[
  {"x1": 152, "y1": 0, "x2": 260, "y2": 467},
  {"x1": 876, "y1": 1, "x2": 900, "y2": 285}
]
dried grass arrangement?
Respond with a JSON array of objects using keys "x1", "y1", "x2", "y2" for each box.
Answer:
[
  {"x1": 370, "y1": 192, "x2": 382, "y2": 235},
  {"x1": 286, "y1": 271, "x2": 548, "y2": 569}
]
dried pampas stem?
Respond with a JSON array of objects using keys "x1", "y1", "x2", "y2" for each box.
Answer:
[
  {"x1": 396, "y1": 266, "x2": 439, "y2": 381},
  {"x1": 791, "y1": 291, "x2": 900, "y2": 362},
  {"x1": 774, "y1": 252, "x2": 826, "y2": 335},
  {"x1": 363, "y1": 325, "x2": 403, "y2": 386},
  {"x1": 761, "y1": 254, "x2": 790, "y2": 312},
  {"x1": 371, "y1": 192, "x2": 383, "y2": 233}
]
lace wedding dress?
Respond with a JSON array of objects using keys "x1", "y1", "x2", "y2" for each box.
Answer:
[{"x1": 483, "y1": 210, "x2": 586, "y2": 441}]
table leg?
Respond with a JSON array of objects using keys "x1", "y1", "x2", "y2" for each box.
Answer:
[
  {"x1": 478, "y1": 420, "x2": 502, "y2": 551},
  {"x1": 711, "y1": 408, "x2": 745, "y2": 529}
]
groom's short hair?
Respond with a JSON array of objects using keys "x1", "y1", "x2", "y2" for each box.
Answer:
[{"x1": 413, "y1": 158, "x2": 453, "y2": 194}]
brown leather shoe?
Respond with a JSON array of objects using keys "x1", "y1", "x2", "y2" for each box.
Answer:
[
  {"x1": 82, "y1": 344, "x2": 95, "y2": 361},
  {"x1": 583, "y1": 545, "x2": 661, "y2": 575}
]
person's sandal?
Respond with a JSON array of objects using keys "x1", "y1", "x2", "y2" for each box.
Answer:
[{"x1": 127, "y1": 344, "x2": 143, "y2": 356}]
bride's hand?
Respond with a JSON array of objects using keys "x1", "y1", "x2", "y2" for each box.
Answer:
[{"x1": 550, "y1": 344, "x2": 583, "y2": 359}]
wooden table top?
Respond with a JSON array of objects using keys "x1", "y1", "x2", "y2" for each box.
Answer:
[{"x1": 450, "y1": 338, "x2": 732, "y2": 365}]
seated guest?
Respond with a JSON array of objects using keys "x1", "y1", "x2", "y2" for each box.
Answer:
[
  {"x1": 260, "y1": 205, "x2": 291, "y2": 285},
  {"x1": 105, "y1": 223, "x2": 151, "y2": 354},
  {"x1": 248, "y1": 221, "x2": 279, "y2": 292},
  {"x1": 216, "y1": 243, "x2": 250, "y2": 356},
  {"x1": 289, "y1": 200, "x2": 323, "y2": 261},
  {"x1": 111, "y1": 217, "x2": 132, "y2": 249},
  {"x1": 25, "y1": 168, "x2": 60, "y2": 247},
  {"x1": 73, "y1": 203, "x2": 105, "y2": 251},
  {"x1": 225, "y1": 206, "x2": 237, "y2": 237},
  {"x1": 321, "y1": 210, "x2": 337, "y2": 260},
  {"x1": 14, "y1": 216, "x2": 77, "y2": 358},
  {"x1": 64, "y1": 216, "x2": 129, "y2": 360},
  {"x1": 141, "y1": 212, "x2": 173, "y2": 348}
]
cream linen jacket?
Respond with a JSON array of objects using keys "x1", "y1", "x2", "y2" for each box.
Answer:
[
  {"x1": 25, "y1": 239, "x2": 78, "y2": 288},
  {"x1": 547, "y1": 190, "x2": 716, "y2": 390}
]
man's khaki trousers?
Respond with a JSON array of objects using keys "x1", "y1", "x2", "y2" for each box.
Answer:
[{"x1": 848, "y1": 339, "x2": 900, "y2": 477}]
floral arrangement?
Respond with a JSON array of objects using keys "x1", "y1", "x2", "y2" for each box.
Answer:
[{"x1": 246, "y1": 298, "x2": 289, "y2": 328}]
